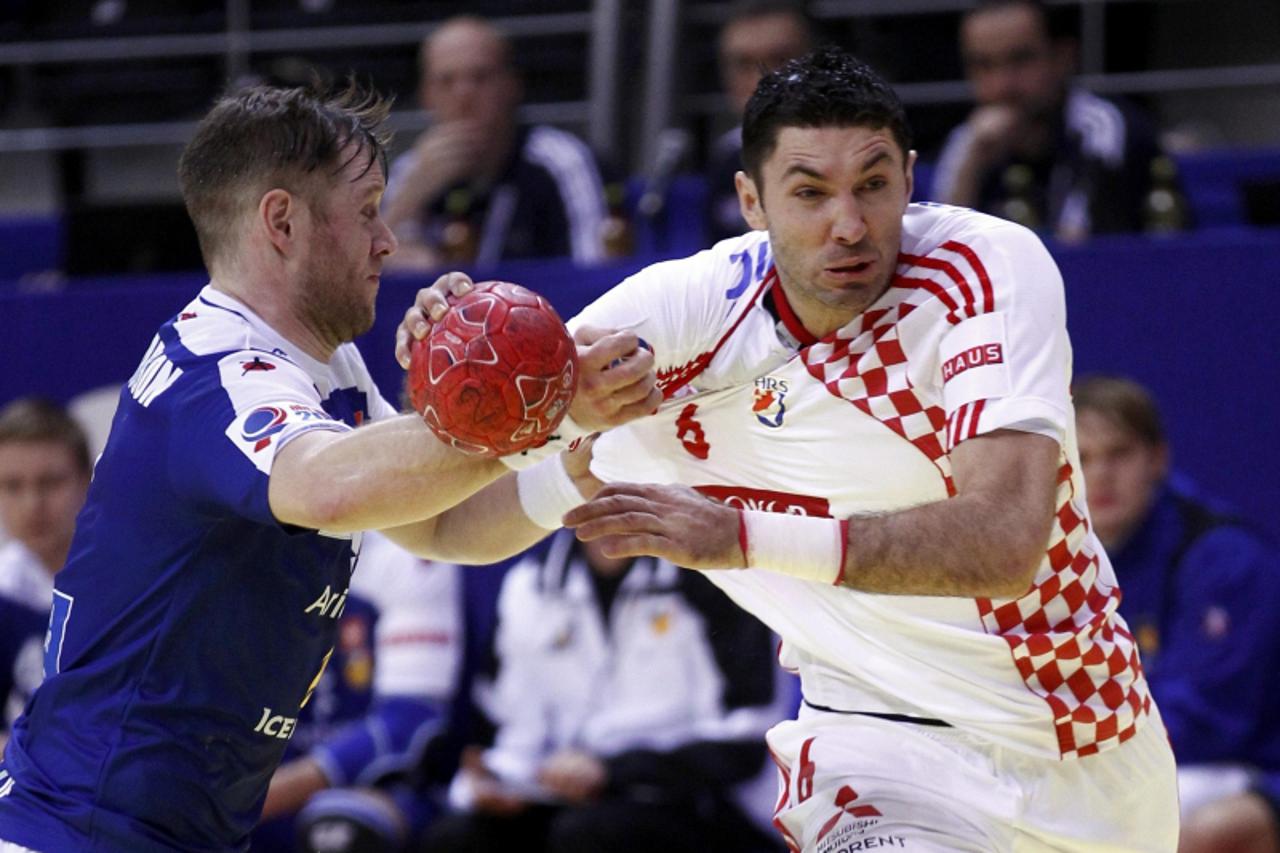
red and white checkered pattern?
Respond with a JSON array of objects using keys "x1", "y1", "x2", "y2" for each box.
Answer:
[
  {"x1": 978, "y1": 462, "x2": 1150, "y2": 757},
  {"x1": 795, "y1": 241, "x2": 1147, "y2": 758},
  {"x1": 799, "y1": 253, "x2": 978, "y2": 495}
]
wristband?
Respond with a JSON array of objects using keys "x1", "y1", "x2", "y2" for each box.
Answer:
[
  {"x1": 738, "y1": 510, "x2": 849, "y2": 585},
  {"x1": 499, "y1": 415, "x2": 592, "y2": 470},
  {"x1": 516, "y1": 454, "x2": 587, "y2": 530}
]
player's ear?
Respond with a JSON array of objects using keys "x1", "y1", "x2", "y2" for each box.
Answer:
[
  {"x1": 260, "y1": 189, "x2": 296, "y2": 254},
  {"x1": 736, "y1": 171, "x2": 768, "y2": 231}
]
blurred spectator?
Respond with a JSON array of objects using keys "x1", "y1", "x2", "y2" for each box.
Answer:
[
  {"x1": 423, "y1": 531, "x2": 787, "y2": 853},
  {"x1": 0, "y1": 398, "x2": 92, "y2": 753},
  {"x1": 252, "y1": 531, "x2": 464, "y2": 853},
  {"x1": 1181, "y1": 773, "x2": 1280, "y2": 853},
  {"x1": 0, "y1": 397, "x2": 91, "y2": 612},
  {"x1": 383, "y1": 15, "x2": 610, "y2": 270},
  {"x1": 705, "y1": 1, "x2": 814, "y2": 244},
  {"x1": 932, "y1": 0, "x2": 1168, "y2": 240},
  {"x1": 1075, "y1": 376, "x2": 1280, "y2": 852}
]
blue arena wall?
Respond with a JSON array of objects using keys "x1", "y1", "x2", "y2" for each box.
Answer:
[{"x1": 3, "y1": 227, "x2": 1278, "y2": 534}]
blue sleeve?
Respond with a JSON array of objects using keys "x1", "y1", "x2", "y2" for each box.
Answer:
[
  {"x1": 166, "y1": 352, "x2": 346, "y2": 526},
  {"x1": 1150, "y1": 527, "x2": 1280, "y2": 765},
  {"x1": 310, "y1": 696, "x2": 447, "y2": 787}
]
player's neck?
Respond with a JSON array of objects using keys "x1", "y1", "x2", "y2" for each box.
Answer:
[
  {"x1": 774, "y1": 277, "x2": 866, "y2": 340},
  {"x1": 210, "y1": 278, "x2": 338, "y2": 363}
]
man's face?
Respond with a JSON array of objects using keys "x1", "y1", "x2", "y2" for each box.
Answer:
[
  {"x1": 1077, "y1": 410, "x2": 1167, "y2": 549},
  {"x1": 298, "y1": 146, "x2": 397, "y2": 345},
  {"x1": 720, "y1": 13, "x2": 811, "y2": 115},
  {"x1": 737, "y1": 124, "x2": 914, "y2": 337},
  {"x1": 421, "y1": 23, "x2": 520, "y2": 133},
  {"x1": 961, "y1": 4, "x2": 1068, "y2": 123},
  {"x1": 0, "y1": 440, "x2": 89, "y2": 567}
]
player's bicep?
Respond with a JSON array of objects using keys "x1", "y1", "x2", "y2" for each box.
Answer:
[
  {"x1": 266, "y1": 429, "x2": 345, "y2": 527},
  {"x1": 951, "y1": 429, "x2": 1058, "y2": 527}
]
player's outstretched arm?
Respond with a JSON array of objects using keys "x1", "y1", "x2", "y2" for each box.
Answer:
[
  {"x1": 268, "y1": 414, "x2": 508, "y2": 535},
  {"x1": 385, "y1": 438, "x2": 604, "y2": 563},
  {"x1": 567, "y1": 429, "x2": 1058, "y2": 598}
]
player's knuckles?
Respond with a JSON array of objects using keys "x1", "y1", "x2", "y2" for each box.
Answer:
[{"x1": 572, "y1": 324, "x2": 608, "y2": 346}]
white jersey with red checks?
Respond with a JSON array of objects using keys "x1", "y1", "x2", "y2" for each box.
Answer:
[{"x1": 579, "y1": 203, "x2": 1151, "y2": 761}]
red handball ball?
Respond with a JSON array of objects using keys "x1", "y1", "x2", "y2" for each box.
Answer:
[{"x1": 408, "y1": 281, "x2": 579, "y2": 457}]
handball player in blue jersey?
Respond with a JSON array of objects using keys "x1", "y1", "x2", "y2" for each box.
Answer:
[{"x1": 0, "y1": 83, "x2": 657, "y2": 853}]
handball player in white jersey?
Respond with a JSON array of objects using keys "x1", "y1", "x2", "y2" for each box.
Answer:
[{"x1": 400, "y1": 47, "x2": 1179, "y2": 852}]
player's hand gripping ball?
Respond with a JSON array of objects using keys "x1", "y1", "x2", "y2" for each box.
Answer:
[{"x1": 408, "y1": 281, "x2": 579, "y2": 457}]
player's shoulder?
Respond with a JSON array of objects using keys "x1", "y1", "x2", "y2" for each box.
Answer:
[
  {"x1": 632, "y1": 230, "x2": 772, "y2": 301},
  {"x1": 901, "y1": 203, "x2": 1056, "y2": 279}
]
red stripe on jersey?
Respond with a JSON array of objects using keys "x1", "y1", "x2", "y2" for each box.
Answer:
[
  {"x1": 945, "y1": 403, "x2": 964, "y2": 450},
  {"x1": 941, "y1": 240, "x2": 996, "y2": 315},
  {"x1": 656, "y1": 266, "x2": 774, "y2": 399},
  {"x1": 893, "y1": 275, "x2": 963, "y2": 324},
  {"x1": 966, "y1": 398, "x2": 986, "y2": 440},
  {"x1": 769, "y1": 274, "x2": 820, "y2": 346},
  {"x1": 898, "y1": 252, "x2": 977, "y2": 320}
]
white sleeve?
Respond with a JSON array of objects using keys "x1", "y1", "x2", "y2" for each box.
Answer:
[
  {"x1": 215, "y1": 351, "x2": 350, "y2": 477},
  {"x1": 935, "y1": 223, "x2": 1073, "y2": 450}
]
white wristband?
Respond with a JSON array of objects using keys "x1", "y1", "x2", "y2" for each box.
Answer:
[
  {"x1": 516, "y1": 453, "x2": 588, "y2": 530},
  {"x1": 739, "y1": 510, "x2": 848, "y2": 585},
  {"x1": 500, "y1": 415, "x2": 592, "y2": 470}
]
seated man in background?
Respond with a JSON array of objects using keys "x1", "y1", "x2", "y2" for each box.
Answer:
[
  {"x1": 0, "y1": 397, "x2": 92, "y2": 614},
  {"x1": 1075, "y1": 375, "x2": 1280, "y2": 853},
  {"x1": 0, "y1": 399, "x2": 92, "y2": 753},
  {"x1": 932, "y1": 0, "x2": 1168, "y2": 239},
  {"x1": 423, "y1": 531, "x2": 787, "y2": 853},
  {"x1": 705, "y1": 0, "x2": 813, "y2": 245},
  {"x1": 383, "y1": 15, "x2": 610, "y2": 269},
  {"x1": 252, "y1": 531, "x2": 464, "y2": 853}
]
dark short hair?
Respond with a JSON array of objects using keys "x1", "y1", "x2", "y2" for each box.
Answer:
[
  {"x1": 0, "y1": 397, "x2": 91, "y2": 474},
  {"x1": 178, "y1": 81, "x2": 392, "y2": 269},
  {"x1": 1073, "y1": 375, "x2": 1166, "y2": 447},
  {"x1": 741, "y1": 46, "x2": 912, "y2": 183}
]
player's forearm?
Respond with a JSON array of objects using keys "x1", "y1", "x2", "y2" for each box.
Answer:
[
  {"x1": 840, "y1": 491, "x2": 1050, "y2": 597},
  {"x1": 269, "y1": 416, "x2": 506, "y2": 534},
  {"x1": 383, "y1": 472, "x2": 551, "y2": 563},
  {"x1": 735, "y1": 431, "x2": 1058, "y2": 597}
]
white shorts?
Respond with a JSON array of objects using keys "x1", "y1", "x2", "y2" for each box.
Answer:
[{"x1": 767, "y1": 705, "x2": 1179, "y2": 853}]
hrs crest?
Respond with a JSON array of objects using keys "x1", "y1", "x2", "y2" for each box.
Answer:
[{"x1": 753, "y1": 376, "x2": 788, "y2": 428}]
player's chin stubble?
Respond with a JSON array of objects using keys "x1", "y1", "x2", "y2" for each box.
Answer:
[{"x1": 302, "y1": 268, "x2": 376, "y2": 347}]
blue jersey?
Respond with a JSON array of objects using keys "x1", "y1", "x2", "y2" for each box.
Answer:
[
  {"x1": 0, "y1": 286, "x2": 396, "y2": 852},
  {"x1": 1112, "y1": 479, "x2": 1280, "y2": 770},
  {"x1": 252, "y1": 534, "x2": 462, "y2": 851}
]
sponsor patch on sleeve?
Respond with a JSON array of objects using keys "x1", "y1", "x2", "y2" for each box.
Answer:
[
  {"x1": 939, "y1": 311, "x2": 1011, "y2": 410},
  {"x1": 225, "y1": 402, "x2": 337, "y2": 473}
]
